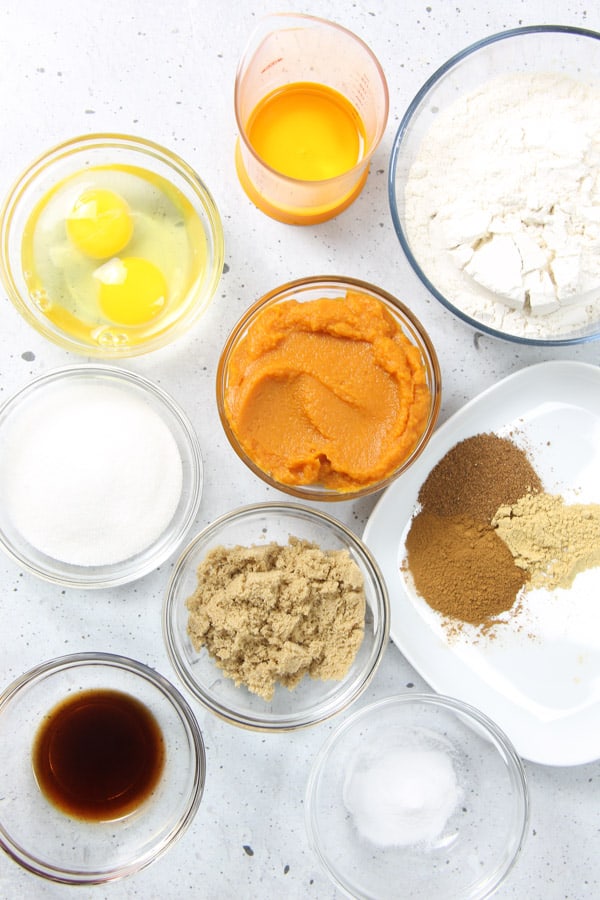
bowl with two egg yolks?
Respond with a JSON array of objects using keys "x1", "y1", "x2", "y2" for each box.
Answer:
[{"x1": 0, "y1": 134, "x2": 224, "y2": 357}]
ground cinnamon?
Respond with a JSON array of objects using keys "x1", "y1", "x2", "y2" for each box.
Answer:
[{"x1": 405, "y1": 511, "x2": 528, "y2": 624}]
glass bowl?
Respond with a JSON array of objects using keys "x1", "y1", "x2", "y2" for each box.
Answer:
[
  {"x1": 0, "y1": 364, "x2": 203, "y2": 588},
  {"x1": 216, "y1": 276, "x2": 441, "y2": 501},
  {"x1": 163, "y1": 502, "x2": 390, "y2": 731},
  {"x1": 0, "y1": 133, "x2": 224, "y2": 357},
  {"x1": 0, "y1": 652, "x2": 206, "y2": 885},
  {"x1": 389, "y1": 26, "x2": 600, "y2": 346},
  {"x1": 305, "y1": 693, "x2": 529, "y2": 900}
]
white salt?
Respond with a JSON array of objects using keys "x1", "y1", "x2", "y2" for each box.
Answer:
[
  {"x1": 343, "y1": 746, "x2": 462, "y2": 847},
  {"x1": 0, "y1": 380, "x2": 183, "y2": 567}
]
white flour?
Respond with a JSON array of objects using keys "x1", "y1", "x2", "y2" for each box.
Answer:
[{"x1": 404, "y1": 72, "x2": 600, "y2": 339}]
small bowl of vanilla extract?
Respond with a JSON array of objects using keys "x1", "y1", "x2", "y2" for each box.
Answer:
[{"x1": 0, "y1": 652, "x2": 206, "y2": 885}]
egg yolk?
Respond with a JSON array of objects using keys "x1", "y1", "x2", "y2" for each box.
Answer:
[
  {"x1": 94, "y1": 257, "x2": 167, "y2": 325},
  {"x1": 66, "y1": 188, "x2": 134, "y2": 259}
]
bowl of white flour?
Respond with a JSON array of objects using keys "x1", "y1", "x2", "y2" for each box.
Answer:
[{"x1": 390, "y1": 25, "x2": 600, "y2": 345}]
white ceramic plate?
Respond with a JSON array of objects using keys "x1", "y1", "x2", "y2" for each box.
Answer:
[{"x1": 363, "y1": 360, "x2": 600, "y2": 766}]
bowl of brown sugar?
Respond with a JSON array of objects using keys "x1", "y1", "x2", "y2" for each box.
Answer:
[{"x1": 163, "y1": 502, "x2": 390, "y2": 730}]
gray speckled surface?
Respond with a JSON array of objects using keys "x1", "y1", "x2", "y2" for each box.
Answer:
[{"x1": 0, "y1": 1, "x2": 599, "y2": 898}]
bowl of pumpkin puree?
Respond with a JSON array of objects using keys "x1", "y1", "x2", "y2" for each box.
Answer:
[{"x1": 217, "y1": 276, "x2": 441, "y2": 500}]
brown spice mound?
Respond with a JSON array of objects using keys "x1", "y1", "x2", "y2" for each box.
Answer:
[
  {"x1": 418, "y1": 433, "x2": 542, "y2": 521},
  {"x1": 405, "y1": 511, "x2": 528, "y2": 624},
  {"x1": 186, "y1": 538, "x2": 366, "y2": 701}
]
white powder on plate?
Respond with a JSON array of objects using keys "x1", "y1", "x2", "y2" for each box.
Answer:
[
  {"x1": 343, "y1": 746, "x2": 462, "y2": 847},
  {"x1": 0, "y1": 380, "x2": 183, "y2": 567},
  {"x1": 404, "y1": 72, "x2": 600, "y2": 339}
]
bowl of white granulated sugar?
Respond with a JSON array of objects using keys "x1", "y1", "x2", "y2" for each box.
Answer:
[
  {"x1": 390, "y1": 25, "x2": 600, "y2": 346},
  {"x1": 0, "y1": 365, "x2": 203, "y2": 587},
  {"x1": 305, "y1": 694, "x2": 529, "y2": 900}
]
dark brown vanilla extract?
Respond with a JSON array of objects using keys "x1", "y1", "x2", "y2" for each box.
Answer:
[{"x1": 32, "y1": 688, "x2": 165, "y2": 821}]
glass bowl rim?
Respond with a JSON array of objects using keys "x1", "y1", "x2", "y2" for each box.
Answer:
[
  {"x1": 216, "y1": 274, "x2": 442, "y2": 501},
  {"x1": 0, "y1": 650, "x2": 207, "y2": 885},
  {"x1": 163, "y1": 500, "x2": 391, "y2": 731},
  {"x1": 0, "y1": 362, "x2": 204, "y2": 588},
  {"x1": 388, "y1": 24, "x2": 600, "y2": 348}
]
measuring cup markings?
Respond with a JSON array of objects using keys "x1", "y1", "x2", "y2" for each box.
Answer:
[{"x1": 234, "y1": 13, "x2": 389, "y2": 225}]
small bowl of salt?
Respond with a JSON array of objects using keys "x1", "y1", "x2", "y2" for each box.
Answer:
[
  {"x1": 305, "y1": 693, "x2": 528, "y2": 900},
  {"x1": 0, "y1": 365, "x2": 203, "y2": 587}
]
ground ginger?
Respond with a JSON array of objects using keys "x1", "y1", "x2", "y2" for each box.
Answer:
[
  {"x1": 492, "y1": 493, "x2": 600, "y2": 590},
  {"x1": 186, "y1": 537, "x2": 366, "y2": 701}
]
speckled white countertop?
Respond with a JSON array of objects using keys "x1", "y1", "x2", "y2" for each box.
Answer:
[{"x1": 0, "y1": 1, "x2": 599, "y2": 898}]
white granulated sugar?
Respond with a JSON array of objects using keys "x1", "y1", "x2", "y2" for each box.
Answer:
[
  {"x1": 0, "y1": 381, "x2": 183, "y2": 567},
  {"x1": 404, "y1": 72, "x2": 600, "y2": 339}
]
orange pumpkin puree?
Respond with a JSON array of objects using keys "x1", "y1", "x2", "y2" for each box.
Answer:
[{"x1": 224, "y1": 291, "x2": 432, "y2": 492}]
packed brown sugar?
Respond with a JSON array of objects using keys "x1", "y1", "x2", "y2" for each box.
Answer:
[
  {"x1": 186, "y1": 537, "x2": 366, "y2": 701},
  {"x1": 224, "y1": 291, "x2": 432, "y2": 491}
]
